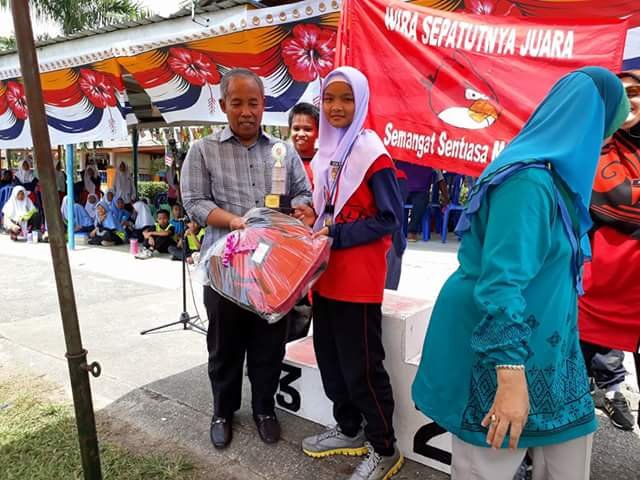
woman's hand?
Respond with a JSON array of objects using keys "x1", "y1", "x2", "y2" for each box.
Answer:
[
  {"x1": 312, "y1": 227, "x2": 329, "y2": 239},
  {"x1": 293, "y1": 204, "x2": 316, "y2": 227},
  {"x1": 481, "y1": 368, "x2": 529, "y2": 450}
]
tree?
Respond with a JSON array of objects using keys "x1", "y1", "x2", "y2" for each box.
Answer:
[
  {"x1": 0, "y1": 36, "x2": 15, "y2": 51},
  {"x1": 0, "y1": 0, "x2": 150, "y2": 36}
]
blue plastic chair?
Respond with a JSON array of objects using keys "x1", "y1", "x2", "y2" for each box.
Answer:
[
  {"x1": 0, "y1": 185, "x2": 13, "y2": 228},
  {"x1": 441, "y1": 174, "x2": 466, "y2": 243},
  {"x1": 422, "y1": 176, "x2": 444, "y2": 241}
]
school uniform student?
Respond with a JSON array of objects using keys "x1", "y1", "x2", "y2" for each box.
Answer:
[
  {"x1": 84, "y1": 194, "x2": 98, "y2": 221},
  {"x1": 89, "y1": 201, "x2": 124, "y2": 246},
  {"x1": 132, "y1": 199, "x2": 155, "y2": 241},
  {"x1": 137, "y1": 208, "x2": 176, "y2": 259},
  {"x1": 61, "y1": 195, "x2": 94, "y2": 233},
  {"x1": 14, "y1": 159, "x2": 38, "y2": 192},
  {"x1": 168, "y1": 219, "x2": 204, "y2": 264},
  {"x1": 301, "y1": 67, "x2": 404, "y2": 480},
  {"x1": 112, "y1": 195, "x2": 134, "y2": 238},
  {"x1": 170, "y1": 203, "x2": 185, "y2": 240},
  {"x1": 2, "y1": 186, "x2": 41, "y2": 240}
]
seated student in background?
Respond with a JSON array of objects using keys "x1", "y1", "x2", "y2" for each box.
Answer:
[
  {"x1": 14, "y1": 159, "x2": 38, "y2": 193},
  {"x1": 89, "y1": 201, "x2": 125, "y2": 246},
  {"x1": 170, "y1": 203, "x2": 185, "y2": 241},
  {"x1": 1, "y1": 169, "x2": 13, "y2": 188},
  {"x1": 61, "y1": 195, "x2": 94, "y2": 234},
  {"x1": 105, "y1": 189, "x2": 116, "y2": 211},
  {"x1": 82, "y1": 166, "x2": 100, "y2": 202},
  {"x1": 289, "y1": 102, "x2": 320, "y2": 183},
  {"x1": 112, "y1": 195, "x2": 134, "y2": 239},
  {"x1": 168, "y1": 219, "x2": 204, "y2": 264},
  {"x1": 2, "y1": 186, "x2": 41, "y2": 241},
  {"x1": 131, "y1": 199, "x2": 155, "y2": 241},
  {"x1": 136, "y1": 208, "x2": 176, "y2": 259},
  {"x1": 84, "y1": 193, "x2": 98, "y2": 222}
]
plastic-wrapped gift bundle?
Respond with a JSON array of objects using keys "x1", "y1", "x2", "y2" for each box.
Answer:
[{"x1": 201, "y1": 208, "x2": 331, "y2": 323}]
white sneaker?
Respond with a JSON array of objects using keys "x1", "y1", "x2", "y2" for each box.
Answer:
[{"x1": 135, "y1": 248, "x2": 153, "y2": 260}]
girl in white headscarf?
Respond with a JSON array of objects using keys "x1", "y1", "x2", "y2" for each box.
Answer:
[
  {"x1": 83, "y1": 166, "x2": 99, "y2": 197},
  {"x1": 132, "y1": 199, "x2": 155, "y2": 240},
  {"x1": 84, "y1": 193, "x2": 99, "y2": 221},
  {"x1": 15, "y1": 159, "x2": 38, "y2": 192},
  {"x1": 114, "y1": 161, "x2": 135, "y2": 205},
  {"x1": 2, "y1": 186, "x2": 41, "y2": 240}
]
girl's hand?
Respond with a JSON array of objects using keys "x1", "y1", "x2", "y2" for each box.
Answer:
[
  {"x1": 481, "y1": 368, "x2": 529, "y2": 450},
  {"x1": 293, "y1": 205, "x2": 316, "y2": 227},
  {"x1": 312, "y1": 227, "x2": 329, "y2": 239}
]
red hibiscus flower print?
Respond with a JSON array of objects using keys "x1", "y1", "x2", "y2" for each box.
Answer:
[
  {"x1": 282, "y1": 24, "x2": 336, "y2": 82},
  {"x1": 78, "y1": 69, "x2": 118, "y2": 108},
  {"x1": 167, "y1": 47, "x2": 221, "y2": 86},
  {"x1": 466, "y1": 0, "x2": 516, "y2": 15},
  {"x1": 6, "y1": 81, "x2": 28, "y2": 120}
]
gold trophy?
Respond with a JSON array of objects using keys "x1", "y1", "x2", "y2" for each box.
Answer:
[{"x1": 264, "y1": 142, "x2": 292, "y2": 213}]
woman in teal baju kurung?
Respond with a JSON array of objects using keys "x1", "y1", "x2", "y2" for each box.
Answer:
[{"x1": 412, "y1": 67, "x2": 629, "y2": 480}]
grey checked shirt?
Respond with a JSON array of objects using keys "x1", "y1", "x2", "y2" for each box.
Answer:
[{"x1": 181, "y1": 126, "x2": 312, "y2": 253}]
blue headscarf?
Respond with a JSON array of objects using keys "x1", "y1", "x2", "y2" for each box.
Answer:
[
  {"x1": 95, "y1": 201, "x2": 120, "y2": 231},
  {"x1": 111, "y1": 194, "x2": 130, "y2": 225},
  {"x1": 457, "y1": 67, "x2": 629, "y2": 293},
  {"x1": 61, "y1": 195, "x2": 94, "y2": 229}
]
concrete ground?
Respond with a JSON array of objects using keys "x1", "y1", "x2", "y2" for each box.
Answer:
[{"x1": 0, "y1": 233, "x2": 638, "y2": 479}]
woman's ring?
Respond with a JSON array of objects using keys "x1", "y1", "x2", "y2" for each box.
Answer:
[{"x1": 490, "y1": 414, "x2": 497, "y2": 424}]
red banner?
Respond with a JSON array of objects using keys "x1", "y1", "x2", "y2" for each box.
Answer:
[{"x1": 337, "y1": 0, "x2": 629, "y2": 176}]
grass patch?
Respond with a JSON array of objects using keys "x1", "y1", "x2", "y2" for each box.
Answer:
[{"x1": 0, "y1": 379, "x2": 195, "y2": 480}]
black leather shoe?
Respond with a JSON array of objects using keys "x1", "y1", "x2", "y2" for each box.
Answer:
[
  {"x1": 254, "y1": 414, "x2": 280, "y2": 444},
  {"x1": 210, "y1": 416, "x2": 232, "y2": 449}
]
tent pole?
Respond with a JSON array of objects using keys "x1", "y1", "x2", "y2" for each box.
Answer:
[
  {"x1": 132, "y1": 127, "x2": 139, "y2": 198},
  {"x1": 66, "y1": 145, "x2": 75, "y2": 250},
  {"x1": 11, "y1": 2, "x2": 102, "y2": 478}
]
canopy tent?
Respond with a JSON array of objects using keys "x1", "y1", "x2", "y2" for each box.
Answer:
[{"x1": 0, "y1": 0, "x2": 340, "y2": 148}]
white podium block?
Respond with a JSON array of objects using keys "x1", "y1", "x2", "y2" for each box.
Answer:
[{"x1": 277, "y1": 291, "x2": 452, "y2": 474}]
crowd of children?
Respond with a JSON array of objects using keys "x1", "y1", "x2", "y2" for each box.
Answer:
[{"x1": 1, "y1": 179, "x2": 204, "y2": 262}]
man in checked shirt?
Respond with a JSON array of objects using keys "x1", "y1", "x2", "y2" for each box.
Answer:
[{"x1": 181, "y1": 68, "x2": 314, "y2": 450}]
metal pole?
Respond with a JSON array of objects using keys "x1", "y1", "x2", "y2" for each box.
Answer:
[
  {"x1": 66, "y1": 145, "x2": 75, "y2": 249},
  {"x1": 10, "y1": 2, "x2": 102, "y2": 479},
  {"x1": 132, "y1": 127, "x2": 139, "y2": 198}
]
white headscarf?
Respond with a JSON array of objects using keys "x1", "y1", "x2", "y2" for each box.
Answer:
[
  {"x1": 132, "y1": 200, "x2": 154, "y2": 229},
  {"x1": 114, "y1": 162, "x2": 135, "y2": 204},
  {"x1": 15, "y1": 159, "x2": 34, "y2": 185},
  {"x1": 84, "y1": 167, "x2": 97, "y2": 195},
  {"x1": 2, "y1": 186, "x2": 34, "y2": 228},
  {"x1": 84, "y1": 193, "x2": 98, "y2": 220}
]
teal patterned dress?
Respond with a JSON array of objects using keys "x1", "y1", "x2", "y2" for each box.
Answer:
[{"x1": 412, "y1": 167, "x2": 597, "y2": 448}]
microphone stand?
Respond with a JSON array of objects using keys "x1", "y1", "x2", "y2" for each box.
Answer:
[{"x1": 140, "y1": 142, "x2": 206, "y2": 335}]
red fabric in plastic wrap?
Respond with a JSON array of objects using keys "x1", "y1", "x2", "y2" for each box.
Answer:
[{"x1": 205, "y1": 208, "x2": 331, "y2": 323}]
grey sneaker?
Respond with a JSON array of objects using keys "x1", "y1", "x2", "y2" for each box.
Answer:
[
  {"x1": 347, "y1": 443, "x2": 404, "y2": 480},
  {"x1": 302, "y1": 426, "x2": 368, "y2": 458}
]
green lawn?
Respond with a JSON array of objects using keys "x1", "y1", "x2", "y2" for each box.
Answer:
[{"x1": 0, "y1": 379, "x2": 195, "y2": 480}]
